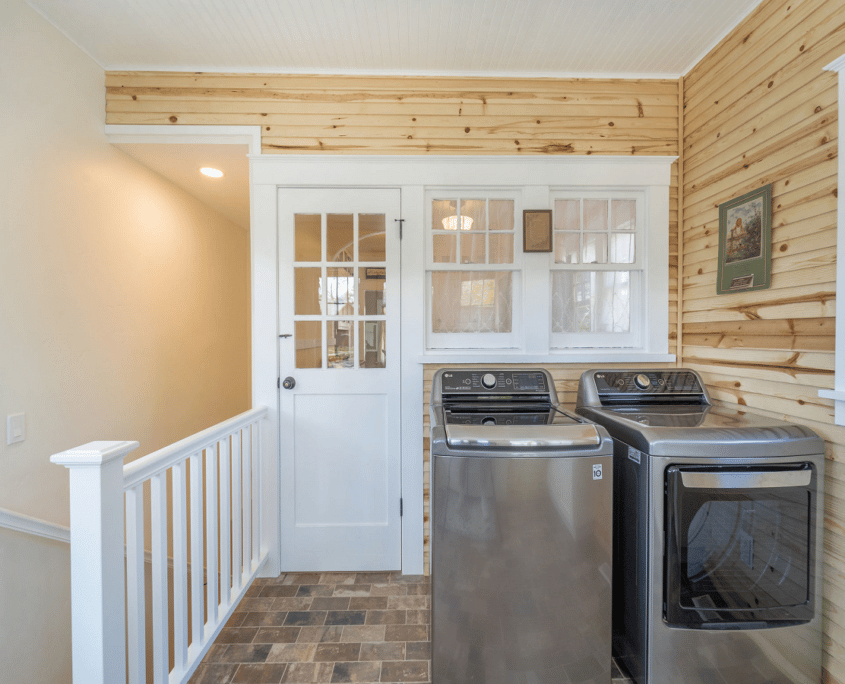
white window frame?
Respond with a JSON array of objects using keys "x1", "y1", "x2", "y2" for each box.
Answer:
[
  {"x1": 549, "y1": 189, "x2": 646, "y2": 349},
  {"x1": 425, "y1": 189, "x2": 523, "y2": 350}
]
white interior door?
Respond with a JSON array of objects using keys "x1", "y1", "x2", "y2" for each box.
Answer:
[{"x1": 278, "y1": 188, "x2": 401, "y2": 571}]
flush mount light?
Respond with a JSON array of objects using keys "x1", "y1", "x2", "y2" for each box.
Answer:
[
  {"x1": 200, "y1": 167, "x2": 224, "y2": 178},
  {"x1": 442, "y1": 215, "x2": 473, "y2": 230}
]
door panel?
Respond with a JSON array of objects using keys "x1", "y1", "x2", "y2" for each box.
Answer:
[{"x1": 278, "y1": 188, "x2": 401, "y2": 571}]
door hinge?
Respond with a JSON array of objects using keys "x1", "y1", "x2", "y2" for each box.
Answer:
[
  {"x1": 277, "y1": 377, "x2": 280, "y2": 389},
  {"x1": 400, "y1": 498, "x2": 403, "y2": 517},
  {"x1": 394, "y1": 218, "x2": 404, "y2": 239}
]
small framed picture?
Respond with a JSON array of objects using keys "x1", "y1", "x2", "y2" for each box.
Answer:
[
  {"x1": 365, "y1": 267, "x2": 386, "y2": 279},
  {"x1": 716, "y1": 184, "x2": 772, "y2": 294},
  {"x1": 523, "y1": 210, "x2": 553, "y2": 252}
]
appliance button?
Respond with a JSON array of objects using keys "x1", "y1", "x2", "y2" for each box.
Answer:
[
  {"x1": 481, "y1": 417, "x2": 496, "y2": 426},
  {"x1": 481, "y1": 373, "x2": 497, "y2": 389},
  {"x1": 634, "y1": 373, "x2": 652, "y2": 390}
]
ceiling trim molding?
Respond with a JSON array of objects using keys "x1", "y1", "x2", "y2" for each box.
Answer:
[{"x1": 104, "y1": 125, "x2": 262, "y2": 155}]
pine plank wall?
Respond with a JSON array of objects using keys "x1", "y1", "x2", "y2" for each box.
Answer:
[{"x1": 105, "y1": 0, "x2": 845, "y2": 677}]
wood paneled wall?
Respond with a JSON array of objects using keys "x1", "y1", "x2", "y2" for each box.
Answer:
[
  {"x1": 681, "y1": 0, "x2": 844, "y2": 680},
  {"x1": 105, "y1": 73, "x2": 678, "y2": 156}
]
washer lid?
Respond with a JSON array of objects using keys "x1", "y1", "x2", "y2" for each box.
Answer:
[{"x1": 444, "y1": 422, "x2": 604, "y2": 449}]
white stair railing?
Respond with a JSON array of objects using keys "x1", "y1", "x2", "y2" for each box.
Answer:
[{"x1": 51, "y1": 406, "x2": 268, "y2": 684}]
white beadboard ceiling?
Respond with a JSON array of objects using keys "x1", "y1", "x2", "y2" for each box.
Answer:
[{"x1": 27, "y1": 0, "x2": 761, "y2": 77}]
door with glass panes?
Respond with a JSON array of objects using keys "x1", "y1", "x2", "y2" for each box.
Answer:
[{"x1": 278, "y1": 188, "x2": 401, "y2": 571}]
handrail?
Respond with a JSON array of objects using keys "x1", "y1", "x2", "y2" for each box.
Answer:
[
  {"x1": 123, "y1": 406, "x2": 267, "y2": 489},
  {"x1": 52, "y1": 406, "x2": 269, "y2": 684},
  {"x1": 0, "y1": 507, "x2": 70, "y2": 544}
]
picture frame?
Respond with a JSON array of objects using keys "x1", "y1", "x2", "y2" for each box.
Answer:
[
  {"x1": 716, "y1": 184, "x2": 772, "y2": 295},
  {"x1": 365, "y1": 267, "x2": 386, "y2": 280},
  {"x1": 523, "y1": 209, "x2": 553, "y2": 252}
]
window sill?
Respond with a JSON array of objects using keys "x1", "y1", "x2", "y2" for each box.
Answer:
[{"x1": 418, "y1": 352, "x2": 677, "y2": 365}]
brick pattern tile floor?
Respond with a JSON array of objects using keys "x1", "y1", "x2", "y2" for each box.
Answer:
[
  {"x1": 189, "y1": 570, "x2": 634, "y2": 684},
  {"x1": 189, "y1": 572, "x2": 431, "y2": 684}
]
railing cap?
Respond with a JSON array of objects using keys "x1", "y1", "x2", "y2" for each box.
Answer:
[{"x1": 51, "y1": 440, "x2": 139, "y2": 468}]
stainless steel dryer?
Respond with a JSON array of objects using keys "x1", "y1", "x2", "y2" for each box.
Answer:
[
  {"x1": 430, "y1": 368, "x2": 614, "y2": 684},
  {"x1": 576, "y1": 368, "x2": 825, "y2": 684}
]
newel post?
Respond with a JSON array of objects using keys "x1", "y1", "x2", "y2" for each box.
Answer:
[{"x1": 51, "y1": 440, "x2": 139, "y2": 684}]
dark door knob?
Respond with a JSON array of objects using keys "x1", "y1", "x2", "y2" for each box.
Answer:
[{"x1": 282, "y1": 376, "x2": 296, "y2": 390}]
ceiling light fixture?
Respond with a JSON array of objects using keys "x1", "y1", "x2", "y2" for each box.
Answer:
[
  {"x1": 442, "y1": 215, "x2": 473, "y2": 230},
  {"x1": 200, "y1": 167, "x2": 224, "y2": 178}
]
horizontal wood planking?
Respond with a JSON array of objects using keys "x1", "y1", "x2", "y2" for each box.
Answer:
[
  {"x1": 682, "y1": 0, "x2": 845, "y2": 680},
  {"x1": 104, "y1": 72, "x2": 679, "y2": 157}
]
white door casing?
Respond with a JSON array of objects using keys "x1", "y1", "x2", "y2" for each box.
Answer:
[{"x1": 278, "y1": 188, "x2": 402, "y2": 571}]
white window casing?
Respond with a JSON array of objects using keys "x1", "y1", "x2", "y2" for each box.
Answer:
[{"x1": 821, "y1": 56, "x2": 845, "y2": 424}]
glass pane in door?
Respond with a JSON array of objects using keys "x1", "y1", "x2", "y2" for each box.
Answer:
[
  {"x1": 327, "y1": 321, "x2": 354, "y2": 368},
  {"x1": 359, "y1": 268, "x2": 386, "y2": 315},
  {"x1": 295, "y1": 267, "x2": 323, "y2": 315},
  {"x1": 360, "y1": 321, "x2": 386, "y2": 368},
  {"x1": 295, "y1": 215, "x2": 321, "y2": 262},
  {"x1": 295, "y1": 321, "x2": 322, "y2": 369},
  {"x1": 327, "y1": 215, "x2": 354, "y2": 262},
  {"x1": 359, "y1": 214, "x2": 386, "y2": 261}
]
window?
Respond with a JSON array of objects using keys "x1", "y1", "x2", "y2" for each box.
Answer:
[
  {"x1": 425, "y1": 186, "x2": 658, "y2": 355},
  {"x1": 550, "y1": 192, "x2": 644, "y2": 348},
  {"x1": 426, "y1": 193, "x2": 521, "y2": 349}
]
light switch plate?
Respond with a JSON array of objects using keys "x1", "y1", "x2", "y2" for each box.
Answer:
[{"x1": 7, "y1": 413, "x2": 25, "y2": 445}]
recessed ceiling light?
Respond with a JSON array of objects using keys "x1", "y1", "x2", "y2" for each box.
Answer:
[{"x1": 200, "y1": 167, "x2": 224, "y2": 178}]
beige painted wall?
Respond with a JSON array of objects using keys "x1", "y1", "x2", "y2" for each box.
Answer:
[
  {"x1": 0, "y1": 528, "x2": 71, "y2": 684},
  {"x1": 0, "y1": 1, "x2": 251, "y2": 681}
]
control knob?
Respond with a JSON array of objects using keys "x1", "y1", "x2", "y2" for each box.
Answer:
[
  {"x1": 481, "y1": 373, "x2": 497, "y2": 389},
  {"x1": 634, "y1": 373, "x2": 652, "y2": 390}
]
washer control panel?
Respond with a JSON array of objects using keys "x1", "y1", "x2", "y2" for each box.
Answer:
[
  {"x1": 594, "y1": 370, "x2": 702, "y2": 396},
  {"x1": 440, "y1": 370, "x2": 549, "y2": 394}
]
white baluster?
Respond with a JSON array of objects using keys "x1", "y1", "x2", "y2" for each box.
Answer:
[
  {"x1": 125, "y1": 484, "x2": 146, "y2": 684},
  {"x1": 51, "y1": 440, "x2": 138, "y2": 684},
  {"x1": 205, "y1": 444, "x2": 219, "y2": 626},
  {"x1": 189, "y1": 451, "x2": 203, "y2": 648},
  {"x1": 151, "y1": 472, "x2": 169, "y2": 684},
  {"x1": 251, "y1": 422, "x2": 260, "y2": 568},
  {"x1": 231, "y1": 431, "x2": 243, "y2": 591},
  {"x1": 219, "y1": 437, "x2": 231, "y2": 607},
  {"x1": 242, "y1": 426, "x2": 251, "y2": 578},
  {"x1": 172, "y1": 460, "x2": 189, "y2": 672}
]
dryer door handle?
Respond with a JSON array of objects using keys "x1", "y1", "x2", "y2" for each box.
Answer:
[{"x1": 680, "y1": 468, "x2": 811, "y2": 489}]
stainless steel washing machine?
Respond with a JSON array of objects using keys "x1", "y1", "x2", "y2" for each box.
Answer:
[
  {"x1": 576, "y1": 368, "x2": 825, "y2": 684},
  {"x1": 430, "y1": 368, "x2": 614, "y2": 684}
]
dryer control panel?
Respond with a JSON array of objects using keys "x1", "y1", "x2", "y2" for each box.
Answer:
[{"x1": 585, "y1": 369, "x2": 708, "y2": 406}]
